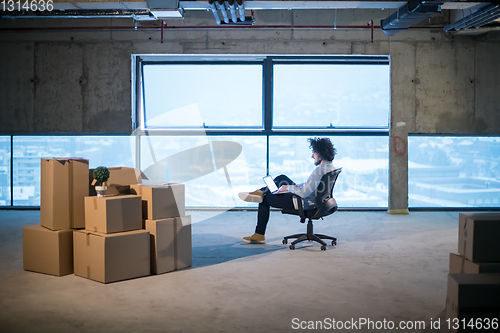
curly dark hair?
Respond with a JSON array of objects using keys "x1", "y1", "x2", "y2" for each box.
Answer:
[{"x1": 308, "y1": 137, "x2": 336, "y2": 161}]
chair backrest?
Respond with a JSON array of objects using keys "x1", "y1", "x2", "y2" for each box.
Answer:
[{"x1": 312, "y1": 168, "x2": 342, "y2": 218}]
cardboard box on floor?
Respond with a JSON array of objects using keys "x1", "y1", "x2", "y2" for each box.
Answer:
[
  {"x1": 88, "y1": 167, "x2": 147, "y2": 196},
  {"x1": 445, "y1": 273, "x2": 500, "y2": 331},
  {"x1": 85, "y1": 195, "x2": 142, "y2": 234},
  {"x1": 130, "y1": 183, "x2": 185, "y2": 220},
  {"x1": 445, "y1": 273, "x2": 500, "y2": 316},
  {"x1": 73, "y1": 229, "x2": 150, "y2": 283},
  {"x1": 144, "y1": 215, "x2": 192, "y2": 274},
  {"x1": 23, "y1": 225, "x2": 73, "y2": 276},
  {"x1": 40, "y1": 158, "x2": 89, "y2": 230},
  {"x1": 449, "y1": 253, "x2": 500, "y2": 274},
  {"x1": 458, "y1": 213, "x2": 500, "y2": 262}
]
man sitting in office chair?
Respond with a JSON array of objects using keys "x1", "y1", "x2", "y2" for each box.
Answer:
[{"x1": 238, "y1": 137, "x2": 337, "y2": 244}]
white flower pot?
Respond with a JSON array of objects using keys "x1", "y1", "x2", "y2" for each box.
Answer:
[{"x1": 95, "y1": 186, "x2": 107, "y2": 197}]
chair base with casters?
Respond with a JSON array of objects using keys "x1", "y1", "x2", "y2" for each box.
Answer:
[{"x1": 282, "y1": 218, "x2": 337, "y2": 251}]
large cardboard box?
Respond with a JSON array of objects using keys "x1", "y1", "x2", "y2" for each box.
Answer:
[
  {"x1": 23, "y1": 225, "x2": 73, "y2": 276},
  {"x1": 41, "y1": 158, "x2": 89, "y2": 230},
  {"x1": 89, "y1": 167, "x2": 146, "y2": 196},
  {"x1": 73, "y1": 229, "x2": 150, "y2": 283},
  {"x1": 85, "y1": 195, "x2": 142, "y2": 234},
  {"x1": 449, "y1": 253, "x2": 500, "y2": 274},
  {"x1": 130, "y1": 183, "x2": 185, "y2": 220},
  {"x1": 144, "y1": 219, "x2": 175, "y2": 275},
  {"x1": 144, "y1": 215, "x2": 192, "y2": 273},
  {"x1": 174, "y1": 216, "x2": 192, "y2": 270},
  {"x1": 445, "y1": 273, "x2": 500, "y2": 331},
  {"x1": 458, "y1": 213, "x2": 500, "y2": 262},
  {"x1": 446, "y1": 273, "x2": 500, "y2": 313}
]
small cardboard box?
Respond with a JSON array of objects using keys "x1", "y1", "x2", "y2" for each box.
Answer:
[
  {"x1": 130, "y1": 183, "x2": 185, "y2": 220},
  {"x1": 458, "y1": 213, "x2": 500, "y2": 262},
  {"x1": 144, "y1": 215, "x2": 192, "y2": 273},
  {"x1": 40, "y1": 158, "x2": 89, "y2": 230},
  {"x1": 449, "y1": 253, "x2": 500, "y2": 274},
  {"x1": 89, "y1": 167, "x2": 147, "y2": 196},
  {"x1": 73, "y1": 229, "x2": 150, "y2": 284},
  {"x1": 23, "y1": 225, "x2": 73, "y2": 276},
  {"x1": 84, "y1": 195, "x2": 142, "y2": 234}
]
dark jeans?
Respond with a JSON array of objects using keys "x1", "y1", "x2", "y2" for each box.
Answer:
[{"x1": 255, "y1": 174, "x2": 297, "y2": 235}]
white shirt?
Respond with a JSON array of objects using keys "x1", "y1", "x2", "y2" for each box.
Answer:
[{"x1": 288, "y1": 161, "x2": 336, "y2": 209}]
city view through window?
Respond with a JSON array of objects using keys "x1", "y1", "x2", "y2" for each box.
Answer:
[
  {"x1": 409, "y1": 136, "x2": 500, "y2": 208},
  {"x1": 2, "y1": 135, "x2": 500, "y2": 208}
]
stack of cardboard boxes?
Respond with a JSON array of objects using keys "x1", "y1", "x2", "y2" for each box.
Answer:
[
  {"x1": 445, "y1": 213, "x2": 500, "y2": 329},
  {"x1": 130, "y1": 184, "x2": 192, "y2": 275},
  {"x1": 23, "y1": 158, "x2": 89, "y2": 276},
  {"x1": 74, "y1": 191, "x2": 150, "y2": 284},
  {"x1": 23, "y1": 159, "x2": 192, "y2": 283}
]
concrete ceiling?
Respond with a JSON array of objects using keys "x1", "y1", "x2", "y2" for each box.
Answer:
[
  {"x1": 50, "y1": 0, "x2": 407, "y2": 11},
  {"x1": 2, "y1": 0, "x2": 499, "y2": 35}
]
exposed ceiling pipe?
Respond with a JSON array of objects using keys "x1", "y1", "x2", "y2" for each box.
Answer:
[
  {"x1": 228, "y1": 0, "x2": 238, "y2": 23},
  {"x1": 209, "y1": 0, "x2": 251, "y2": 25},
  {"x1": 208, "y1": 0, "x2": 221, "y2": 25},
  {"x1": 1, "y1": 23, "x2": 448, "y2": 32},
  {"x1": 368, "y1": 20, "x2": 374, "y2": 42},
  {"x1": 0, "y1": 9, "x2": 151, "y2": 19},
  {"x1": 237, "y1": 0, "x2": 245, "y2": 21},
  {"x1": 216, "y1": 1, "x2": 230, "y2": 24}
]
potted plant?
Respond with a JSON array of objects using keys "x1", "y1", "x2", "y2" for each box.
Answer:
[{"x1": 92, "y1": 166, "x2": 110, "y2": 197}]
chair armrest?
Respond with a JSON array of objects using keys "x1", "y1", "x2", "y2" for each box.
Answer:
[{"x1": 291, "y1": 193, "x2": 306, "y2": 222}]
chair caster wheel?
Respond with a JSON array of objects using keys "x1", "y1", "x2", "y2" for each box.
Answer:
[
  {"x1": 321, "y1": 245, "x2": 327, "y2": 251},
  {"x1": 282, "y1": 239, "x2": 287, "y2": 245},
  {"x1": 289, "y1": 244, "x2": 295, "y2": 250},
  {"x1": 332, "y1": 240, "x2": 337, "y2": 246}
]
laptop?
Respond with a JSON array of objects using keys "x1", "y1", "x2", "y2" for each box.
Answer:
[{"x1": 262, "y1": 175, "x2": 279, "y2": 194}]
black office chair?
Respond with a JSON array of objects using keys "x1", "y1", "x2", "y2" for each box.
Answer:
[{"x1": 282, "y1": 168, "x2": 342, "y2": 250}]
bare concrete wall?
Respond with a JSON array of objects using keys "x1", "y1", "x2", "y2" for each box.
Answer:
[{"x1": 1, "y1": 10, "x2": 500, "y2": 210}]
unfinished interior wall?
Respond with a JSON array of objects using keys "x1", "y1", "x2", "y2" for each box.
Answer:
[{"x1": 1, "y1": 10, "x2": 500, "y2": 210}]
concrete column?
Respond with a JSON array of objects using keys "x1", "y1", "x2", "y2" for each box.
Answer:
[{"x1": 388, "y1": 42, "x2": 416, "y2": 214}]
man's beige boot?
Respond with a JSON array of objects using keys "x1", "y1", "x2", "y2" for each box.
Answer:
[
  {"x1": 238, "y1": 190, "x2": 264, "y2": 203},
  {"x1": 242, "y1": 233, "x2": 266, "y2": 244}
]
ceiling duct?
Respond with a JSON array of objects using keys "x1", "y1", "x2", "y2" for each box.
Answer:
[
  {"x1": 381, "y1": 0, "x2": 445, "y2": 35},
  {"x1": 444, "y1": 2, "x2": 500, "y2": 31},
  {"x1": 146, "y1": 0, "x2": 184, "y2": 18}
]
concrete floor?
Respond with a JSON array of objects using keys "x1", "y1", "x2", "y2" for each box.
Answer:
[{"x1": 0, "y1": 210, "x2": 462, "y2": 333}]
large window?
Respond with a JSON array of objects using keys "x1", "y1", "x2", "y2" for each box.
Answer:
[
  {"x1": 142, "y1": 63, "x2": 263, "y2": 129},
  {"x1": 273, "y1": 64, "x2": 390, "y2": 128},
  {"x1": 0, "y1": 136, "x2": 10, "y2": 206},
  {"x1": 409, "y1": 136, "x2": 500, "y2": 208},
  {"x1": 136, "y1": 55, "x2": 390, "y2": 208}
]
